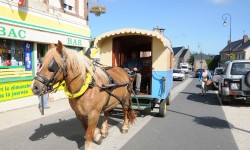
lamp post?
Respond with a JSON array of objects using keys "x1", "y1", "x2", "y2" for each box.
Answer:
[
  {"x1": 222, "y1": 13, "x2": 232, "y2": 60},
  {"x1": 198, "y1": 43, "x2": 203, "y2": 69}
]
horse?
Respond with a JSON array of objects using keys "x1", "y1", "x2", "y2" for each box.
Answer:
[{"x1": 31, "y1": 41, "x2": 136, "y2": 150}]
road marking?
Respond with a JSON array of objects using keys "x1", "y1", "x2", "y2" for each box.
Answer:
[{"x1": 171, "y1": 77, "x2": 193, "y2": 101}]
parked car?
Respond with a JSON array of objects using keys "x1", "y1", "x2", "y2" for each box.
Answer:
[
  {"x1": 218, "y1": 60, "x2": 250, "y2": 104},
  {"x1": 195, "y1": 68, "x2": 204, "y2": 78},
  {"x1": 173, "y1": 69, "x2": 186, "y2": 81},
  {"x1": 212, "y1": 67, "x2": 223, "y2": 89}
]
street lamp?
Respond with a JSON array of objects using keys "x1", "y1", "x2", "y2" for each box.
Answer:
[
  {"x1": 222, "y1": 13, "x2": 232, "y2": 60},
  {"x1": 198, "y1": 43, "x2": 203, "y2": 69}
]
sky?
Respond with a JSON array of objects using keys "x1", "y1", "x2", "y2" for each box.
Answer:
[{"x1": 88, "y1": 0, "x2": 250, "y2": 55}]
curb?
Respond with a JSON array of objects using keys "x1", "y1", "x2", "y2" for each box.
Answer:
[{"x1": 0, "y1": 91, "x2": 67, "y2": 113}]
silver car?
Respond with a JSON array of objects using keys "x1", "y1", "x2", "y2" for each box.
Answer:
[
  {"x1": 173, "y1": 69, "x2": 186, "y2": 81},
  {"x1": 212, "y1": 67, "x2": 223, "y2": 89}
]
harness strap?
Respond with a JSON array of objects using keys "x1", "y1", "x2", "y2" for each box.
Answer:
[
  {"x1": 101, "y1": 87, "x2": 134, "y2": 111},
  {"x1": 100, "y1": 69, "x2": 117, "y2": 111},
  {"x1": 35, "y1": 72, "x2": 50, "y2": 84}
]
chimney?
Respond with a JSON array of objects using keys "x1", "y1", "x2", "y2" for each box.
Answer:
[{"x1": 243, "y1": 34, "x2": 249, "y2": 43}]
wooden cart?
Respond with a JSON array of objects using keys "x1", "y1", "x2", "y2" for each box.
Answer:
[{"x1": 94, "y1": 28, "x2": 173, "y2": 117}]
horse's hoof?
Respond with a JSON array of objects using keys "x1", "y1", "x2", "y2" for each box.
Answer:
[
  {"x1": 93, "y1": 133, "x2": 103, "y2": 145},
  {"x1": 101, "y1": 132, "x2": 109, "y2": 138},
  {"x1": 121, "y1": 129, "x2": 128, "y2": 134},
  {"x1": 94, "y1": 128, "x2": 101, "y2": 135}
]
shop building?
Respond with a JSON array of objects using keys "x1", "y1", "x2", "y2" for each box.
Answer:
[{"x1": 0, "y1": 0, "x2": 90, "y2": 103}]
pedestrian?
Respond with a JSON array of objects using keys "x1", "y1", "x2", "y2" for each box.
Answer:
[
  {"x1": 198, "y1": 67, "x2": 212, "y2": 95},
  {"x1": 37, "y1": 57, "x2": 50, "y2": 109}
]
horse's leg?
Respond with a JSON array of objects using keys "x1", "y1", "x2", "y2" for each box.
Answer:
[
  {"x1": 121, "y1": 94, "x2": 136, "y2": 134},
  {"x1": 85, "y1": 111, "x2": 103, "y2": 150},
  {"x1": 76, "y1": 114, "x2": 88, "y2": 138},
  {"x1": 122, "y1": 102, "x2": 130, "y2": 134},
  {"x1": 101, "y1": 111, "x2": 109, "y2": 138}
]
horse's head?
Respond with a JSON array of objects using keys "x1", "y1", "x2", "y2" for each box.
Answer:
[{"x1": 31, "y1": 40, "x2": 67, "y2": 95}]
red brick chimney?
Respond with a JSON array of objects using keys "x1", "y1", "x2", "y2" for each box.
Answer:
[{"x1": 243, "y1": 34, "x2": 249, "y2": 43}]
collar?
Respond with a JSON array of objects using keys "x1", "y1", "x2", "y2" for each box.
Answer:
[{"x1": 63, "y1": 72, "x2": 92, "y2": 98}]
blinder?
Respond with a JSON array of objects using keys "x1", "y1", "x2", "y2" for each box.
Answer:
[
  {"x1": 48, "y1": 57, "x2": 59, "y2": 73},
  {"x1": 34, "y1": 55, "x2": 67, "y2": 93}
]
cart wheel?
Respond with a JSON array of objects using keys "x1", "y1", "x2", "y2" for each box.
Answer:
[
  {"x1": 166, "y1": 93, "x2": 171, "y2": 105},
  {"x1": 159, "y1": 98, "x2": 167, "y2": 117}
]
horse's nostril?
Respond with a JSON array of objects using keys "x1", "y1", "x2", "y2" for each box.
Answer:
[{"x1": 34, "y1": 86, "x2": 39, "y2": 90}]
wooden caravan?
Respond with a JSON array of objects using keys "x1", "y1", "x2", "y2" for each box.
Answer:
[{"x1": 95, "y1": 28, "x2": 173, "y2": 117}]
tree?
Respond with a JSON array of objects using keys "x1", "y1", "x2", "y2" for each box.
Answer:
[
  {"x1": 187, "y1": 54, "x2": 194, "y2": 65},
  {"x1": 205, "y1": 56, "x2": 220, "y2": 71},
  {"x1": 230, "y1": 54, "x2": 236, "y2": 60},
  {"x1": 187, "y1": 54, "x2": 194, "y2": 70}
]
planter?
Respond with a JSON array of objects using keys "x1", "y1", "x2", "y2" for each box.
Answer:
[{"x1": 89, "y1": 5, "x2": 106, "y2": 16}]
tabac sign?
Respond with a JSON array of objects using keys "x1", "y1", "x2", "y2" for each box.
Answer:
[
  {"x1": 0, "y1": 25, "x2": 26, "y2": 39},
  {"x1": 0, "y1": 24, "x2": 89, "y2": 47}
]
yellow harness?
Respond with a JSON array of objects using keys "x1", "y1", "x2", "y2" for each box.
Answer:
[
  {"x1": 63, "y1": 72, "x2": 92, "y2": 98},
  {"x1": 55, "y1": 48, "x2": 98, "y2": 98}
]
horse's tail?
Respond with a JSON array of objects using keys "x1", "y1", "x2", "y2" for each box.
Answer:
[{"x1": 128, "y1": 99, "x2": 136, "y2": 124}]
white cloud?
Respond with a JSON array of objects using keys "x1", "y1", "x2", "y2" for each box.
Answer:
[{"x1": 209, "y1": 0, "x2": 230, "y2": 4}]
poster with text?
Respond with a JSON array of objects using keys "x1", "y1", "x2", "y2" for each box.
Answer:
[{"x1": 24, "y1": 42, "x2": 32, "y2": 70}]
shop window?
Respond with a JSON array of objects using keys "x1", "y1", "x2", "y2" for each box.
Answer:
[
  {"x1": 0, "y1": 39, "x2": 25, "y2": 66},
  {"x1": 37, "y1": 43, "x2": 47, "y2": 59},
  {"x1": 0, "y1": 39, "x2": 33, "y2": 81}
]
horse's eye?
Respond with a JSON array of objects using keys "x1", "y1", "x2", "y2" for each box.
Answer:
[{"x1": 48, "y1": 58, "x2": 59, "y2": 72}]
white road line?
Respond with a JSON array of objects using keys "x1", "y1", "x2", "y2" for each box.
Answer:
[{"x1": 171, "y1": 77, "x2": 193, "y2": 100}]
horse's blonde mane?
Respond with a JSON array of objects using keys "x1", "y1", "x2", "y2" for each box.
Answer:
[
  {"x1": 63, "y1": 47, "x2": 110, "y2": 85},
  {"x1": 40, "y1": 46, "x2": 110, "y2": 87}
]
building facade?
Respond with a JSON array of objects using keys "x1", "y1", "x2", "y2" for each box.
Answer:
[
  {"x1": 0, "y1": 0, "x2": 90, "y2": 102},
  {"x1": 220, "y1": 35, "x2": 250, "y2": 66},
  {"x1": 172, "y1": 46, "x2": 191, "y2": 69}
]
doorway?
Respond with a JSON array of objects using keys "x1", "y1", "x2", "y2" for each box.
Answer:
[{"x1": 112, "y1": 35, "x2": 152, "y2": 93}]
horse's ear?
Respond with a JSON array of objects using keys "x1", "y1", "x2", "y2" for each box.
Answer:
[
  {"x1": 48, "y1": 44, "x2": 56, "y2": 49},
  {"x1": 56, "y1": 40, "x2": 63, "y2": 54}
]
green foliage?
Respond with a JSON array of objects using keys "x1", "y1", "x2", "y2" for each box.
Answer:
[
  {"x1": 205, "y1": 56, "x2": 220, "y2": 71},
  {"x1": 187, "y1": 54, "x2": 194, "y2": 65},
  {"x1": 230, "y1": 54, "x2": 236, "y2": 60},
  {"x1": 205, "y1": 58, "x2": 213, "y2": 70}
]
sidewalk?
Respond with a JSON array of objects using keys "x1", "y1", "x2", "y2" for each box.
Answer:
[{"x1": 0, "y1": 91, "x2": 71, "y2": 131}]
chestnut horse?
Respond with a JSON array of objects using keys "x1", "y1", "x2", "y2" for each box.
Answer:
[{"x1": 31, "y1": 41, "x2": 136, "y2": 150}]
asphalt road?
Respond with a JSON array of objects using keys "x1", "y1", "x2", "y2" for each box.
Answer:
[
  {"x1": 120, "y1": 78, "x2": 238, "y2": 150},
  {"x1": 0, "y1": 77, "x2": 238, "y2": 150},
  {"x1": 173, "y1": 73, "x2": 189, "y2": 87}
]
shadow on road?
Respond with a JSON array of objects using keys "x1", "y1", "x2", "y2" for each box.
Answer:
[
  {"x1": 29, "y1": 118, "x2": 85, "y2": 148},
  {"x1": 29, "y1": 115, "x2": 122, "y2": 149},
  {"x1": 168, "y1": 109, "x2": 250, "y2": 133},
  {"x1": 180, "y1": 92, "x2": 220, "y2": 105},
  {"x1": 196, "y1": 84, "x2": 202, "y2": 89},
  {"x1": 230, "y1": 100, "x2": 250, "y2": 107},
  {"x1": 195, "y1": 84, "x2": 214, "y2": 90}
]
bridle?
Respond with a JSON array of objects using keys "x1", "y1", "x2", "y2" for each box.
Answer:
[{"x1": 34, "y1": 52, "x2": 67, "y2": 94}]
